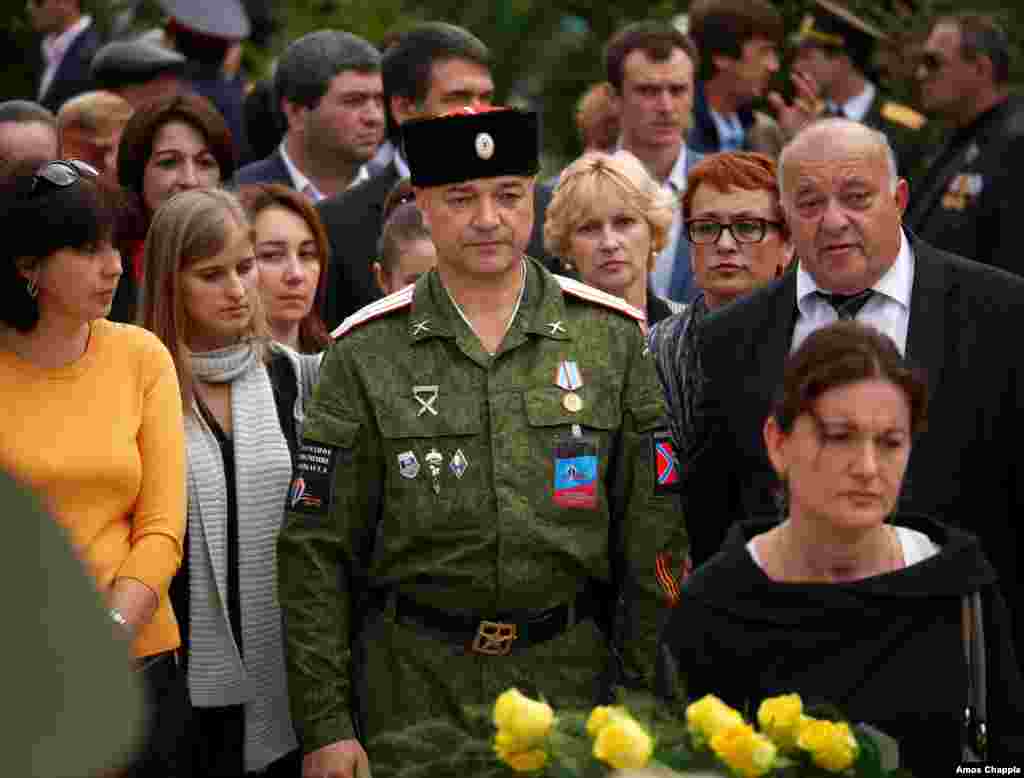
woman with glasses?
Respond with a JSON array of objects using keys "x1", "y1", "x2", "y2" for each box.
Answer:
[
  {"x1": 140, "y1": 187, "x2": 320, "y2": 778},
  {"x1": 543, "y1": 150, "x2": 681, "y2": 325},
  {"x1": 238, "y1": 183, "x2": 331, "y2": 353},
  {"x1": 112, "y1": 93, "x2": 236, "y2": 323},
  {"x1": 658, "y1": 321, "x2": 1024, "y2": 773},
  {"x1": 0, "y1": 159, "x2": 188, "y2": 775},
  {"x1": 649, "y1": 152, "x2": 792, "y2": 480}
]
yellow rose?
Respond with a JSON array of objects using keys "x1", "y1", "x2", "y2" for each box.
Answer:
[
  {"x1": 710, "y1": 723, "x2": 778, "y2": 778},
  {"x1": 757, "y1": 694, "x2": 804, "y2": 751},
  {"x1": 686, "y1": 695, "x2": 745, "y2": 746},
  {"x1": 494, "y1": 740, "x2": 548, "y2": 773},
  {"x1": 797, "y1": 719, "x2": 859, "y2": 772},
  {"x1": 592, "y1": 715, "x2": 654, "y2": 769},
  {"x1": 587, "y1": 705, "x2": 615, "y2": 736},
  {"x1": 493, "y1": 689, "x2": 554, "y2": 745}
]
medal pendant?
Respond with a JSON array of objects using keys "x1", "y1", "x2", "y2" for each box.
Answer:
[{"x1": 563, "y1": 392, "x2": 583, "y2": 413}]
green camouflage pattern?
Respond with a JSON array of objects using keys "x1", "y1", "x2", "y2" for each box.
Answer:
[{"x1": 278, "y1": 258, "x2": 687, "y2": 757}]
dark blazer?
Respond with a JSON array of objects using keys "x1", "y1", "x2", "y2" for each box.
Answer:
[
  {"x1": 316, "y1": 163, "x2": 398, "y2": 329},
  {"x1": 905, "y1": 95, "x2": 1024, "y2": 276},
  {"x1": 38, "y1": 23, "x2": 101, "y2": 112},
  {"x1": 234, "y1": 148, "x2": 292, "y2": 189},
  {"x1": 685, "y1": 235, "x2": 1024, "y2": 662},
  {"x1": 527, "y1": 149, "x2": 705, "y2": 303}
]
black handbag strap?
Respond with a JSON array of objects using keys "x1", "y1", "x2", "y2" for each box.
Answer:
[{"x1": 961, "y1": 591, "x2": 988, "y2": 761}]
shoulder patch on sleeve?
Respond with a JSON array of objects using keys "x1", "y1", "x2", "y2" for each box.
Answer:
[
  {"x1": 554, "y1": 274, "x2": 647, "y2": 328},
  {"x1": 330, "y1": 285, "x2": 415, "y2": 339},
  {"x1": 881, "y1": 101, "x2": 926, "y2": 131}
]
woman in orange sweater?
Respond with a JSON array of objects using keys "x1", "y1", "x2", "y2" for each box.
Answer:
[{"x1": 0, "y1": 160, "x2": 188, "y2": 776}]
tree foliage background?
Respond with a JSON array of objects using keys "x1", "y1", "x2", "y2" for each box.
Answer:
[{"x1": 2, "y1": 0, "x2": 1020, "y2": 172}]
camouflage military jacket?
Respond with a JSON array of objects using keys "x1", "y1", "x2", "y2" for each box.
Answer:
[{"x1": 278, "y1": 258, "x2": 688, "y2": 750}]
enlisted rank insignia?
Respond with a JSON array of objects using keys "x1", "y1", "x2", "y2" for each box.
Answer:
[
  {"x1": 656, "y1": 551, "x2": 692, "y2": 608},
  {"x1": 398, "y1": 450, "x2": 420, "y2": 479},
  {"x1": 289, "y1": 439, "x2": 348, "y2": 518},
  {"x1": 652, "y1": 430, "x2": 681, "y2": 494},
  {"x1": 449, "y1": 448, "x2": 469, "y2": 479}
]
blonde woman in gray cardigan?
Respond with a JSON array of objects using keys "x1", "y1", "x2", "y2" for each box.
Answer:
[{"x1": 140, "y1": 187, "x2": 322, "y2": 777}]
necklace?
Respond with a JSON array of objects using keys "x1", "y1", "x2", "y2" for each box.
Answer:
[{"x1": 444, "y1": 259, "x2": 527, "y2": 353}]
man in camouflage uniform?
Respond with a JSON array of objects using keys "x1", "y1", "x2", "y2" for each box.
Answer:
[{"x1": 277, "y1": 107, "x2": 688, "y2": 778}]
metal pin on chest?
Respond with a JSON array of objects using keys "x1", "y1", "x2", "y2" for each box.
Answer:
[{"x1": 425, "y1": 448, "x2": 444, "y2": 494}]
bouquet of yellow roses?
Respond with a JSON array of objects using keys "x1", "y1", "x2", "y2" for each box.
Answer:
[{"x1": 490, "y1": 687, "x2": 913, "y2": 777}]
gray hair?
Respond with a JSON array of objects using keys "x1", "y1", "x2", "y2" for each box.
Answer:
[
  {"x1": 0, "y1": 100, "x2": 57, "y2": 129},
  {"x1": 778, "y1": 118, "x2": 898, "y2": 200},
  {"x1": 275, "y1": 30, "x2": 381, "y2": 110}
]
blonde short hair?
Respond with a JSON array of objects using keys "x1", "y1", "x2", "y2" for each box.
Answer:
[
  {"x1": 56, "y1": 90, "x2": 133, "y2": 135},
  {"x1": 544, "y1": 150, "x2": 677, "y2": 268},
  {"x1": 139, "y1": 188, "x2": 268, "y2": 412}
]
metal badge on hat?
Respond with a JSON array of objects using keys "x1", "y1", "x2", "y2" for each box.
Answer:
[
  {"x1": 555, "y1": 360, "x2": 584, "y2": 413},
  {"x1": 475, "y1": 132, "x2": 495, "y2": 160}
]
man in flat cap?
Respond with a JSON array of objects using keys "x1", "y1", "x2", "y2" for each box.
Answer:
[
  {"x1": 91, "y1": 38, "x2": 186, "y2": 109},
  {"x1": 278, "y1": 107, "x2": 688, "y2": 778},
  {"x1": 792, "y1": 0, "x2": 928, "y2": 178}
]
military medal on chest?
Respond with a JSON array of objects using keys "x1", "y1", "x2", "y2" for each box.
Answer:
[
  {"x1": 555, "y1": 359, "x2": 584, "y2": 413},
  {"x1": 425, "y1": 448, "x2": 444, "y2": 494}
]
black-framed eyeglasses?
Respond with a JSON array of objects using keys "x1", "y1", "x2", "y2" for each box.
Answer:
[
  {"x1": 25, "y1": 159, "x2": 99, "y2": 198},
  {"x1": 685, "y1": 217, "x2": 783, "y2": 245}
]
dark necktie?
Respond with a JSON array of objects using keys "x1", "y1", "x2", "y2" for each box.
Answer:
[{"x1": 818, "y1": 289, "x2": 874, "y2": 320}]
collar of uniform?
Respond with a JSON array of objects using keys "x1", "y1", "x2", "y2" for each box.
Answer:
[
  {"x1": 408, "y1": 271, "x2": 458, "y2": 342},
  {"x1": 521, "y1": 259, "x2": 572, "y2": 341}
]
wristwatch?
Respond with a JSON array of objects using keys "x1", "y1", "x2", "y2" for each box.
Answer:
[{"x1": 109, "y1": 608, "x2": 129, "y2": 628}]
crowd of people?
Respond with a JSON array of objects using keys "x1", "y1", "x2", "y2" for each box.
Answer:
[{"x1": 5, "y1": 0, "x2": 1024, "y2": 776}]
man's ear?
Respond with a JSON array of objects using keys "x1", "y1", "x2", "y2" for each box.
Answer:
[
  {"x1": 280, "y1": 98, "x2": 307, "y2": 133},
  {"x1": 14, "y1": 256, "x2": 38, "y2": 281}
]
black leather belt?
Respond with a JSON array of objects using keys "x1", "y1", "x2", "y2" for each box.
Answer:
[
  {"x1": 392, "y1": 589, "x2": 601, "y2": 656},
  {"x1": 133, "y1": 649, "x2": 180, "y2": 673}
]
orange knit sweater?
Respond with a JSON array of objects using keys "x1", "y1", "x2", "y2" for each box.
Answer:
[{"x1": 0, "y1": 319, "x2": 186, "y2": 657}]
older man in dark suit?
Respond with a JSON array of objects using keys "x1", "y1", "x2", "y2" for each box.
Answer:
[{"x1": 685, "y1": 117, "x2": 1024, "y2": 664}]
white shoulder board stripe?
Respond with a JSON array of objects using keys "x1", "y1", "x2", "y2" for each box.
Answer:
[
  {"x1": 330, "y1": 285, "x2": 415, "y2": 339},
  {"x1": 554, "y1": 274, "x2": 646, "y2": 323}
]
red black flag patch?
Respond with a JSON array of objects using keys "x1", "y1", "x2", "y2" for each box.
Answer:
[
  {"x1": 656, "y1": 551, "x2": 692, "y2": 607},
  {"x1": 652, "y1": 430, "x2": 681, "y2": 494}
]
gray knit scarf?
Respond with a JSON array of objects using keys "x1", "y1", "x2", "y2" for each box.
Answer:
[{"x1": 185, "y1": 341, "x2": 298, "y2": 772}]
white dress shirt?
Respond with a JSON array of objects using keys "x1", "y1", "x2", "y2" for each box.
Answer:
[
  {"x1": 829, "y1": 82, "x2": 877, "y2": 123},
  {"x1": 38, "y1": 15, "x2": 92, "y2": 101},
  {"x1": 792, "y1": 227, "x2": 915, "y2": 355},
  {"x1": 644, "y1": 147, "x2": 687, "y2": 298},
  {"x1": 279, "y1": 141, "x2": 369, "y2": 202}
]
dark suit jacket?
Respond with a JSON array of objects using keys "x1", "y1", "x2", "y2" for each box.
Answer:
[
  {"x1": 905, "y1": 95, "x2": 1024, "y2": 276},
  {"x1": 685, "y1": 235, "x2": 1024, "y2": 660},
  {"x1": 38, "y1": 23, "x2": 101, "y2": 112},
  {"x1": 316, "y1": 163, "x2": 397, "y2": 329},
  {"x1": 234, "y1": 149, "x2": 292, "y2": 189}
]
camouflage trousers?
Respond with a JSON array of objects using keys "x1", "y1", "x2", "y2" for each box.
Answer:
[{"x1": 355, "y1": 596, "x2": 614, "y2": 775}]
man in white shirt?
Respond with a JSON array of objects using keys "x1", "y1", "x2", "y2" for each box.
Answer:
[
  {"x1": 28, "y1": 0, "x2": 101, "y2": 112},
  {"x1": 685, "y1": 118, "x2": 1024, "y2": 671},
  {"x1": 235, "y1": 30, "x2": 385, "y2": 201}
]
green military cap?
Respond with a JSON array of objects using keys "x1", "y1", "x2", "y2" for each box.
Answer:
[
  {"x1": 91, "y1": 39, "x2": 186, "y2": 88},
  {"x1": 793, "y1": 0, "x2": 887, "y2": 75},
  {"x1": 1, "y1": 471, "x2": 143, "y2": 776},
  {"x1": 401, "y1": 107, "x2": 540, "y2": 188}
]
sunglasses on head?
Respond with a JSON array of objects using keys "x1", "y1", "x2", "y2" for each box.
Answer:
[{"x1": 25, "y1": 159, "x2": 99, "y2": 198}]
